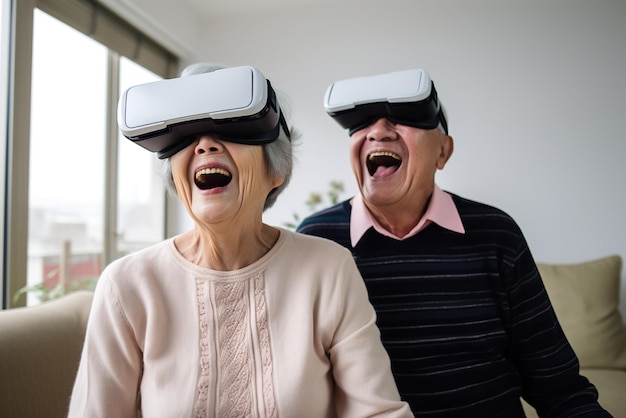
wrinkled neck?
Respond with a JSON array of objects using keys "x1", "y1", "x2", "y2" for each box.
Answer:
[{"x1": 174, "y1": 223, "x2": 279, "y2": 271}]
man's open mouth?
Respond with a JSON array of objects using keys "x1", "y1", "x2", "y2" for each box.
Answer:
[
  {"x1": 366, "y1": 151, "x2": 402, "y2": 177},
  {"x1": 194, "y1": 167, "x2": 232, "y2": 190}
]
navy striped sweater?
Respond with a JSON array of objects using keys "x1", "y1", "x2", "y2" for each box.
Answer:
[{"x1": 297, "y1": 193, "x2": 609, "y2": 417}]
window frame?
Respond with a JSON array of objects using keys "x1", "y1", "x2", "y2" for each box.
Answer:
[
  {"x1": 3, "y1": 0, "x2": 179, "y2": 308},
  {"x1": 0, "y1": 0, "x2": 12, "y2": 309}
]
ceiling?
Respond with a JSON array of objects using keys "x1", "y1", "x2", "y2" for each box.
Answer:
[{"x1": 183, "y1": 0, "x2": 338, "y2": 17}]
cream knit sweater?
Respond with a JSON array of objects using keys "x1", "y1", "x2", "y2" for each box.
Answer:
[{"x1": 68, "y1": 228, "x2": 412, "y2": 418}]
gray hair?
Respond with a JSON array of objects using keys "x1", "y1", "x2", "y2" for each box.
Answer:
[{"x1": 161, "y1": 62, "x2": 299, "y2": 211}]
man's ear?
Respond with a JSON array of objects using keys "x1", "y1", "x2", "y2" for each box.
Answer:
[{"x1": 436, "y1": 135, "x2": 454, "y2": 170}]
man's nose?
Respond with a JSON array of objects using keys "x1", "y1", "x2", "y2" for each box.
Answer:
[{"x1": 366, "y1": 118, "x2": 397, "y2": 141}]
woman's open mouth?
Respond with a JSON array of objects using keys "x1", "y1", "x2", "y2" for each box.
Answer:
[
  {"x1": 366, "y1": 151, "x2": 402, "y2": 177},
  {"x1": 194, "y1": 167, "x2": 232, "y2": 190}
]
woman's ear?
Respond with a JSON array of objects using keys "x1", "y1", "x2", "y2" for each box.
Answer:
[{"x1": 271, "y1": 176, "x2": 285, "y2": 189}]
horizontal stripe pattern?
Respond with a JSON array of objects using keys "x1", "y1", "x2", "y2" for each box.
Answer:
[{"x1": 297, "y1": 193, "x2": 607, "y2": 417}]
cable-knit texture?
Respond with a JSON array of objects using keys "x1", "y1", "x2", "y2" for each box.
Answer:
[
  {"x1": 254, "y1": 273, "x2": 277, "y2": 418},
  {"x1": 194, "y1": 279, "x2": 210, "y2": 418},
  {"x1": 215, "y1": 280, "x2": 252, "y2": 417},
  {"x1": 193, "y1": 275, "x2": 278, "y2": 417}
]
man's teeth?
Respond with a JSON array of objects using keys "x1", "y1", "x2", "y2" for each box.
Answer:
[{"x1": 368, "y1": 151, "x2": 401, "y2": 160}]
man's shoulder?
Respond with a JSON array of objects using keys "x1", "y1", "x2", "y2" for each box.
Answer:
[
  {"x1": 297, "y1": 199, "x2": 351, "y2": 232},
  {"x1": 447, "y1": 192, "x2": 523, "y2": 235},
  {"x1": 296, "y1": 199, "x2": 352, "y2": 248},
  {"x1": 448, "y1": 192, "x2": 513, "y2": 217}
]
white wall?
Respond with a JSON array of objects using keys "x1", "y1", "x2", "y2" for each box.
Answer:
[{"x1": 123, "y1": 0, "x2": 626, "y2": 313}]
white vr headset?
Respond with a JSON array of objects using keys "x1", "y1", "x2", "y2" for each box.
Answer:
[
  {"x1": 118, "y1": 66, "x2": 290, "y2": 159},
  {"x1": 324, "y1": 68, "x2": 448, "y2": 135}
]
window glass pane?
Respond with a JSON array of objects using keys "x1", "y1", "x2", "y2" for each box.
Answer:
[
  {"x1": 27, "y1": 9, "x2": 107, "y2": 304},
  {"x1": 117, "y1": 57, "x2": 165, "y2": 256}
]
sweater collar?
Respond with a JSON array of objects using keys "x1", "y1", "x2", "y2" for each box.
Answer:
[{"x1": 350, "y1": 184, "x2": 465, "y2": 247}]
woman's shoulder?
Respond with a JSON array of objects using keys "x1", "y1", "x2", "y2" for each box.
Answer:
[
  {"x1": 281, "y1": 228, "x2": 351, "y2": 253},
  {"x1": 103, "y1": 239, "x2": 175, "y2": 276},
  {"x1": 275, "y1": 228, "x2": 355, "y2": 271}
]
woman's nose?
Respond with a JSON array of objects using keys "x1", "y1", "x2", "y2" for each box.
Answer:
[
  {"x1": 194, "y1": 135, "x2": 224, "y2": 155},
  {"x1": 366, "y1": 118, "x2": 397, "y2": 141}
]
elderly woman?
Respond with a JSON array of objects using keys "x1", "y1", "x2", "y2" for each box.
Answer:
[{"x1": 68, "y1": 64, "x2": 412, "y2": 417}]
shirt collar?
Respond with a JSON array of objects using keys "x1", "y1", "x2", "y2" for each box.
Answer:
[{"x1": 350, "y1": 184, "x2": 465, "y2": 247}]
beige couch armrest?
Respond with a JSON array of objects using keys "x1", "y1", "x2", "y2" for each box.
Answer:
[{"x1": 0, "y1": 291, "x2": 93, "y2": 418}]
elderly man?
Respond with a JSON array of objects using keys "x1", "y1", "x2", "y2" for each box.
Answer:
[{"x1": 297, "y1": 68, "x2": 610, "y2": 417}]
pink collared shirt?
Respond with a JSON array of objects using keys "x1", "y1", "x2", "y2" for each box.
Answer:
[{"x1": 350, "y1": 185, "x2": 465, "y2": 247}]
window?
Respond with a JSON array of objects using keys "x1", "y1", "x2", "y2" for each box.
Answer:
[
  {"x1": 4, "y1": 0, "x2": 178, "y2": 307},
  {"x1": 27, "y1": 9, "x2": 109, "y2": 303},
  {"x1": 117, "y1": 58, "x2": 165, "y2": 258}
]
